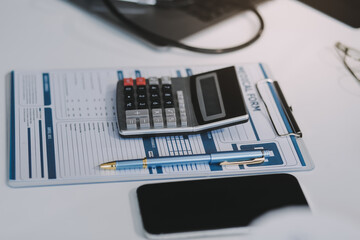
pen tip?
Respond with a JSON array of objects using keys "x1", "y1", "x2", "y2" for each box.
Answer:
[{"x1": 100, "y1": 162, "x2": 116, "y2": 170}]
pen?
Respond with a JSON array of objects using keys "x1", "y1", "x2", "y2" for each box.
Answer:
[{"x1": 99, "y1": 150, "x2": 270, "y2": 170}]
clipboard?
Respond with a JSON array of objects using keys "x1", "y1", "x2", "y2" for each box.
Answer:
[{"x1": 8, "y1": 63, "x2": 314, "y2": 187}]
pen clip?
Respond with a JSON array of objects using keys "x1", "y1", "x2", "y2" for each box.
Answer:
[{"x1": 219, "y1": 157, "x2": 265, "y2": 166}]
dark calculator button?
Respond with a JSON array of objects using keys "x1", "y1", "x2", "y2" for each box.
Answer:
[
  {"x1": 124, "y1": 86, "x2": 133, "y2": 93},
  {"x1": 150, "y1": 85, "x2": 159, "y2": 92},
  {"x1": 125, "y1": 100, "x2": 135, "y2": 110},
  {"x1": 162, "y1": 84, "x2": 172, "y2": 92},
  {"x1": 163, "y1": 92, "x2": 173, "y2": 98},
  {"x1": 124, "y1": 94, "x2": 133, "y2": 100},
  {"x1": 137, "y1": 93, "x2": 147, "y2": 100},
  {"x1": 151, "y1": 99, "x2": 161, "y2": 108},
  {"x1": 137, "y1": 86, "x2": 146, "y2": 93},
  {"x1": 150, "y1": 92, "x2": 160, "y2": 99},
  {"x1": 164, "y1": 99, "x2": 174, "y2": 108},
  {"x1": 138, "y1": 101, "x2": 148, "y2": 109}
]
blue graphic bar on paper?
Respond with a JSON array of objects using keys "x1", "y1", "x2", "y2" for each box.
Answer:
[
  {"x1": 43, "y1": 73, "x2": 51, "y2": 106},
  {"x1": 10, "y1": 72, "x2": 16, "y2": 180},
  {"x1": 135, "y1": 70, "x2": 141, "y2": 78},
  {"x1": 27, "y1": 128, "x2": 32, "y2": 178},
  {"x1": 39, "y1": 120, "x2": 45, "y2": 178},
  {"x1": 117, "y1": 71, "x2": 124, "y2": 81},
  {"x1": 45, "y1": 108, "x2": 56, "y2": 179}
]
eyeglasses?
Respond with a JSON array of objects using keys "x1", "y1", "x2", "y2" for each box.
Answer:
[{"x1": 335, "y1": 42, "x2": 360, "y2": 82}]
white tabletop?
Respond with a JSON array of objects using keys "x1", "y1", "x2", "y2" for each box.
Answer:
[{"x1": 1, "y1": 0, "x2": 360, "y2": 239}]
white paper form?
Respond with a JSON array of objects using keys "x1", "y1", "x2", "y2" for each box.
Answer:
[{"x1": 9, "y1": 64, "x2": 313, "y2": 187}]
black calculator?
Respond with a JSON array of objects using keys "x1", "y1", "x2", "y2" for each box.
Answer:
[{"x1": 116, "y1": 66, "x2": 248, "y2": 137}]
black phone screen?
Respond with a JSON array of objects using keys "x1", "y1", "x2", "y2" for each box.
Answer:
[{"x1": 136, "y1": 174, "x2": 309, "y2": 235}]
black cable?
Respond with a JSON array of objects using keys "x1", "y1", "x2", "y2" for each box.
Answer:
[{"x1": 102, "y1": 0, "x2": 265, "y2": 54}]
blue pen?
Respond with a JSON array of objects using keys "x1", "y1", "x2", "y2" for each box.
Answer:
[{"x1": 99, "y1": 150, "x2": 270, "y2": 170}]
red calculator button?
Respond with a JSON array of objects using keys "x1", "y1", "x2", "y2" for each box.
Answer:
[
  {"x1": 136, "y1": 77, "x2": 146, "y2": 86},
  {"x1": 124, "y1": 78, "x2": 133, "y2": 86}
]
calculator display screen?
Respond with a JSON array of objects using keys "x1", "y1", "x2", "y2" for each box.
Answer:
[
  {"x1": 200, "y1": 77, "x2": 222, "y2": 116},
  {"x1": 196, "y1": 73, "x2": 226, "y2": 122}
]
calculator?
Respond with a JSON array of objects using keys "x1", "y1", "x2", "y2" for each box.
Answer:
[{"x1": 116, "y1": 66, "x2": 248, "y2": 137}]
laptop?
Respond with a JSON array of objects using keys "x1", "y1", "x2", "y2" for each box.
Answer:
[{"x1": 69, "y1": 0, "x2": 267, "y2": 45}]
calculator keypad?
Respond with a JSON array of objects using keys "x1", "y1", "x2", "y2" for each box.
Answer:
[{"x1": 123, "y1": 77, "x2": 187, "y2": 130}]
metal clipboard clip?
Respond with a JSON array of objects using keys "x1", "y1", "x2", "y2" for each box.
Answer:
[{"x1": 256, "y1": 79, "x2": 302, "y2": 138}]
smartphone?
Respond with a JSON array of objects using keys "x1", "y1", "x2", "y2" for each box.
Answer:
[{"x1": 136, "y1": 174, "x2": 309, "y2": 239}]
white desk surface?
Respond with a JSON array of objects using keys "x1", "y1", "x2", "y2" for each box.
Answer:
[{"x1": 1, "y1": 0, "x2": 360, "y2": 239}]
